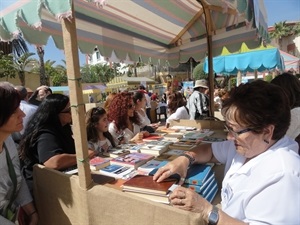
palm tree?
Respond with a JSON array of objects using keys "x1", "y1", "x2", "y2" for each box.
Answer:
[
  {"x1": 14, "y1": 52, "x2": 37, "y2": 86},
  {"x1": 0, "y1": 51, "x2": 16, "y2": 80},
  {"x1": 269, "y1": 21, "x2": 291, "y2": 48},
  {"x1": 36, "y1": 46, "x2": 48, "y2": 85}
]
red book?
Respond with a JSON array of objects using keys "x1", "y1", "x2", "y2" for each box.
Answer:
[
  {"x1": 89, "y1": 156, "x2": 110, "y2": 171},
  {"x1": 110, "y1": 152, "x2": 154, "y2": 169}
]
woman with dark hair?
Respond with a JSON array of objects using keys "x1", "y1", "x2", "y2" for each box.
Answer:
[
  {"x1": 108, "y1": 92, "x2": 149, "y2": 144},
  {"x1": 165, "y1": 92, "x2": 189, "y2": 128},
  {"x1": 86, "y1": 107, "x2": 116, "y2": 155},
  {"x1": 0, "y1": 82, "x2": 38, "y2": 225},
  {"x1": 154, "y1": 80, "x2": 299, "y2": 224},
  {"x1": 132, "y1": 91, "x2": 159, "y2": 133},
  {"x1": 19, "y1": 94, "x2": 95, "y2": 191},
  {"x1": 271, "y1": 73, "x2": 300, "y2": 140}
]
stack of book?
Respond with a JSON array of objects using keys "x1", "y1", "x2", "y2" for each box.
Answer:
[
  {"x1": 122, "y1": 175, "x2": 178, "y2": 204},
  {"x1": 137, "y1": 160, "x2": 169, "y2": 175},
  {"x1": 139, "y1": 141, "x2": 173, "y2": 156},
  {"x1": 98, "y1": 164, "x2": 135, "y2": 179},
  {"x1": 181, "y1": 130, "x2": 214, "y2": 142},
  {"x1": 110, "y1": 152, "x2": 154, "y2": 169},
  {"x1": 89, "y1": 156, "x2": 110, "y2": 171},
  {"x1": 182, "y1": 164, "x2": 218, "y2": 203}
]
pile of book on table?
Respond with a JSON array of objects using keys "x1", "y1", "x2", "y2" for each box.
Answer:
[
  {"x1": 121, "y1": 163, "x2": 218, "y2": 205},
  {"x1": 182, "y1": 164, "x2": 218, "y2": 203}
]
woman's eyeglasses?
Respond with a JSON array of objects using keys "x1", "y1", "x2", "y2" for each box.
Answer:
[{"x1": 224, "y1": 124, "x2": 252, "y2": 138}]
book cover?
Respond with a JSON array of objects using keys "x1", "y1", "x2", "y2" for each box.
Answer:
[
  {"x1": 154, "y1": 154, "x2": 178, "y2": 162},
  {"x1": 120, "y1": 144, "x2": 144, "y2": 153},
  {"x1": 163, "y1": 133, "x2": 183, "y2": 142},
  {"x1": 202, "y1": 182, "x2": 218, "y2": 203},
  {"x1": 139, "y1": 160, "x2": 169, "y2": 175},
  {"x1": 89, "y1": 156, "x2": 110, "y2": 171},
  {"x1": 201, "y1": 177, "x2": 218, "y2": 197},
  {"x1": 169, "y1": 142, "x2": 197, "y2": 151},
  {"x1": 103, "y1": 148, "x2": 130, "y2": 158},
  {"x1": 137, "y1": 160, "x2": 169, "y2": 174},
  {"x1": 139, "y1": 145, "x2": 169, "y2": 156},
  {"x1": 142, "y1": 134, "x2": 164, "y2": 142},
  {"x1": 99, "y1": 164, "x2": 135, "y2": 179},
  {"x1": 163, "y1": 149, "x2": 185, "y2": 156},
  {"x1": 201, "y1": 137, "x2": 227, "y2": 143},
  {"x1": 183, "y1": 171, "x2": 214, "y2": 193},
  {"x1": 122, "y1": 175, "x2": 178, "y2": 196},
  {"x1": 110, "y1": 152, "x2": 154, "y2": 169},
  {"x1": 184, "y1": 164, "x2": 213, "y2": 185},
  {"x1": 171, "y1": 126, "x2": 197, "y2": 131},
  {"x1": 183, "y1": 130, "x2": 214, "y2": 140}
]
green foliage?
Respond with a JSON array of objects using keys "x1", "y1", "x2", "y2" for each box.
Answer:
[
  {"x1": 270, "y1": 21, "x2": 294, "y2": 39},
  {"x1": 264, "y1": 74, "x2": 273, "y2": 82},
  {"x1": 193, "y1": 62, "x2": 207, "y2": 80},
  {"x1": 0, "y1": 51, "x2": 16, "y2": 79},
  {"x1": 80, "y1": 63, "x2": 116, "y2": 83},
  {"x1": 13, "y1": 52, "x2": 36, "y2": 86}
]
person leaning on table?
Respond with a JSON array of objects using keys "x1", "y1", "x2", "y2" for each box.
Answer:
[{"x1": 154, "y1": 80, "x2": 300, "y2": 225}]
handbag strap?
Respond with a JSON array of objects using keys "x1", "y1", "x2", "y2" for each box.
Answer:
[{"x1": 4, "y1": 143, "x2": 18, "y2": 211}]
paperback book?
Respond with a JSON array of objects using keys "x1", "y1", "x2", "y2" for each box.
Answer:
[
  {"x1": 99, "y1": 164, "x2": 135, "y2": 179},
  {"x1": 202, "y1": 182, "x2": 218, "y2": 203},
  {"x1": 201, "y1": 137, "x2": 227, "y2": 143},
  {"x1": 139, "y1": 145, "x2": 169, "y2": 156},
  {"x1": 110, "y1": 152, "x2": 154, "y2": 169},
  {"x1": 184, "y1": 164, "x2": 213, "y2": 186},
  {"x1": 183, "y1": 130, "x2": 214, "y2": 141},
  {"x1": 183, "y1": 171, "x2": 215, "y2": 193},
  {"x1": 103, "y1": 147, "x2": 130, "y2": 158},
  {"x1": 122, "y1": 175, "x2": 178, "y2": 196},
  {"x1": 89, "y1": 156, "x2": 110, "y2": 171},
  {"x1": 169, "y1": 142, "x2": 197, "y2": 151},
  {"x1": 137, "y1": 160, "x2": 169, "y2": 174}
]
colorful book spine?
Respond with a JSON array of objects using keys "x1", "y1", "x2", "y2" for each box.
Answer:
[{"x1": 184, "y1": 164, "x2": 213, "y2": 186}]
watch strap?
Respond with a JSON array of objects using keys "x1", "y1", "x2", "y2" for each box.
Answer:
[
  {"x1": 208, "y1": 205, "x2": 219, "y2": 225},
  {"x1": 179, "y1": 153, "x2": 195, "y2": 167}
]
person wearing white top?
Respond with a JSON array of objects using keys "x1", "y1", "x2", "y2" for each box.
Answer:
[
  {"x1": 107, "y1": 92, "x2": 149, "y2": 145},
  {"x1": 85, "y1": 107, "x2": 116, "y2": 155},
  {"x1": 165, "y1": 92, "x2": 189, "y2": 128},
  {"x1": 271, "y1": 73, "x2": 300, "y2": 140},
  {"x1": 154, "y1": 80, "x2": 299, "y2": 225},
  {"x1": 0, "y1": 82, "x2": 38, "y2": 225},
  {"x1": 133, "y1": 91, "x2": 159, "y2": 132}
]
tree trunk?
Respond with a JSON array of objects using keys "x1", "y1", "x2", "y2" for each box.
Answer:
[
  {"x1": 19, "y1": 71, "x2": 25, "y2": 86},
  {"x1": 37, "y1": 46, "x2": 48, "y2": 85}
]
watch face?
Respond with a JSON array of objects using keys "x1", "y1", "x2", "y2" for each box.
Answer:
[
  {"x1": 208, "y1": 207, "x2": 219, "y2": 225},
  {"x1": 209, "y1": 211, "x2": 218, "y2": 223}
]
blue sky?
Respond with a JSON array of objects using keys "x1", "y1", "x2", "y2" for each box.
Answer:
[{"x1": 24, "y1": 0, "x2": 300, "y2": 66}]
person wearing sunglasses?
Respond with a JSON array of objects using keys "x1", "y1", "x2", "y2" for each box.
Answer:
[
  {"x1": 154, "y1": 80, "x2": 299, "y2": 225},
  {"x1": 19, "y1": 94, "x2": 95, "y2": 192},
  {"x1": 108, "y1": 92, "x2": 150, "y2": 145}
]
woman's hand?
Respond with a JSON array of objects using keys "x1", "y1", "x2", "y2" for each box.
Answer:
[
  {"x1": 141, "y1": 131, "x2": 150, "y2": 138},
  {"x1": 153, "y1": 156, "x2": 190, "y2": 183},
  {"x1": 168, "y1": 186, "x2": 212, "y2": 217},
  {"x1": 88, "y1": 150, "x2": 96, "y2": 159}
]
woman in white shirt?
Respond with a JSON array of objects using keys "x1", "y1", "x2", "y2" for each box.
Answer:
[
  {"x1": 154, "y1": 80, "x2": 299, "y2": 224},
  {"x1": 133, "y1": 91, "x2": 159, "y2": 132},
  {"x1": 166, "y1": 92, "x2": 189, "y2": 128},
  {"x1": 108, "y1": 92, "x2": 149, "y2": 145}
]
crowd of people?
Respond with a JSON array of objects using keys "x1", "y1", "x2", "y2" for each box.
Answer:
[{"x1": 0, "y1": 72, "x2": 299, "y2": 224}]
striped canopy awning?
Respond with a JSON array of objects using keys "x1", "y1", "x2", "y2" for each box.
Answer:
[
  {"x1": 0, "y1": 0, "x2": 269, "y2": 190},
  {"x1": 0, "y1": 0, "x2": 268, "y2": 67}
]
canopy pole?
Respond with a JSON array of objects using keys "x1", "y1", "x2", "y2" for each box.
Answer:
[
  {"x1": 61, "y1": 2, "x2": 92, "y2": 190},
  {"x1": 198, "y1": 0, "x2": 214, "y2": 117}
]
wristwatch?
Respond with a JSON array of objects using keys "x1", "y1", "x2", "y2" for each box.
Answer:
[
  {"x1": 179, "y1": 153, "x2": 195, "y2": 167},
  {"x1": 208, "y1": 205, "x2": 219, "y2": 225}
]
